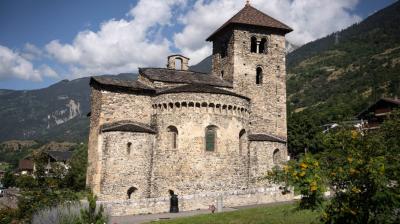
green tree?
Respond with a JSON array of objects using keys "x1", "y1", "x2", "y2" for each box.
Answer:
[
  {"x1": 64, "y1": 144, "x2": 88, "y2": 191},
  {"x1": 1, "y1": 171, "x2": 16, "y2": 188},
  {"x1": 79, "y1": 193, "x2": 108, "y2": 224}
]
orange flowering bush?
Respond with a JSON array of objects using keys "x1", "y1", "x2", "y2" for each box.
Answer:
[{"x1": 267, "y1": 153, "x2": 326, "y2": 210}]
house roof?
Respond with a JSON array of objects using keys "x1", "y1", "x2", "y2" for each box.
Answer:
[
  {"x1": 207, "y1": 4, "x2": 292, "y2": 41},
  {"x1": 90, "y1": 76, "x2": 155, "y2": 93},
  {"x1": 101, "y1": 120, "x2": 156, "y2": 134},
  {"x1": 139, "y1": 68, "x2": 233, "y2": 88},
  {"x1": 18, "y1": 159, "x2": 34, "y2": 171},
  {"x1": 248, "y1": 134, "x2": 287, "y2": 143},
  {"x1": 46, "y1": 151, "x2": 73, "y2": 162},
  {"x1": 157, "y1": 84, "x2": 250, "y2": 101},
  {"x1": 357, "y1": 98, "x2": 400, "y2": 118}
]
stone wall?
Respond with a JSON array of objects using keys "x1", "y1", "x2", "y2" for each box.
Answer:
[
  {"x1": 211, "y1": 26, "x2": 287, "y2": 138},
  {"x1": 232, "y1": 27, "x2": 287, "y2": 138},
  {"x1": 99, "y1": 131, "x2": 155, "y2": 201},
  {"x1": 100, "y1": 186, "x2": 293, "y2": 216},
  {"x1": 249, "y1": 141, "x2": 288, "y2": 186},
  {"x1": 151, "y1": 92, "x2": 251, "y2": 198}
]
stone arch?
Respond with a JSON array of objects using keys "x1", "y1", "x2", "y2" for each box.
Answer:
[
  {"x1": 163, "y1": 103, "x2": 167, "y2": 110},
  {"x1": 216, "y1": 104, "x2": 221, "y2": 113},
  {"x1": 175, "y1": 102, "x2": 181, "y2": 108},
  {"x1": 273, "y1": 149, "x2": 281, "y2": 164},
  {"x1": 167, "y1": 126, "x2": 178, "y2": 149},
  {"x1": 127, "y1": 186, "x2": 138, "y2": 199},
  {"x1": 205, "y1": 125, "x2": 218, "y2": 151},
  {"x1": 195, "y1": 102, "x2": 201, "y2": 108},
  {"x1": 181, "y1": 102, "x2": 187, "y2": 107},
  {"x1": 168, "y1": 102, "x2": 174, "y2": 109},
  {"x1": 201, "y1": 102, "x2": 207, "y2": 107},
  {"x1": 188, "y1": 102, "x2": 194, "y2": 108},
  {"x1": 250, "y1": 36, "x2": 257, "y2": 53},
  {"x1": 256, "y1": 67, "x2": 263, "y2": 85}
]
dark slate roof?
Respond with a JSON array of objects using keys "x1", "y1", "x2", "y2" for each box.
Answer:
[
  {"x1": 90, "y1": 76, "x2": 155, "y2": 93},
  {"x1": 357, "y1": 98, "x2": 400, "y2": 118},
  {"x1": 139, "y1": 68, "x2": 233, "y2": 88},
  {"x1": 248, "y1": 134, "x2": 286, "y2": 143},
  {"x1": 157, "y1": 84, "x2": 250, "y2": 101},
  {"x1": 101, "y1": 120, "x2": 156, "y2": 134},
  {"x1": 207, "y1": 4, "x2": 292, "y2": 41},
  {"x1": 46, "y1": 151, "x2": 73, "y2": 162}
]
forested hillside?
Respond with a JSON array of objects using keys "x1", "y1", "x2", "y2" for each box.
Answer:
[{"x1": 287, "y1": 1, "x2": 400, "y2": 122}]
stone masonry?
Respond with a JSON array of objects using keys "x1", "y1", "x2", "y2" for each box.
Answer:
[{"x1": 87, "y1": 3, "x2": 293, "y2": 216}]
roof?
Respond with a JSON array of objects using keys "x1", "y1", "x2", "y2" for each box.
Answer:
[
  {"x1": 139, "y1": 68, "x2": 233, "y2": 88},
  {"x1": 248, "y1": 134, "x2": 287, "y2": 143},
  {"x1": 101, "y1": 120, "x2": 156, "y2": 134},
  {"x1": 90, "y1": 76, "x2": 155, "y2": 93},
  {"x1": 207, "y1": 4, "x2": 292, "y2": 41},
  {"x1": 357, "y1": 98, "x2": 400, "y2": 118},
  {"x1": 157, "y1": 84, "x2": 250, "y2": 101},
  {"x1": 46, "y1": 151, "x2": 73, "y2": 162},
  {"x1": 18, "y1": 159, "x2": 34, "y2": 171}
]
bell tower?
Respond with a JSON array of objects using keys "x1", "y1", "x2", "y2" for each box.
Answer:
[{"x1": 207, "y1": 3, "x2": 292, "y2": 138}]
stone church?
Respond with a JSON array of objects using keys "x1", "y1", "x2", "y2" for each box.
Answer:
[{"x1": 87, "y1": 3, "x2": 293, "y2": 216}]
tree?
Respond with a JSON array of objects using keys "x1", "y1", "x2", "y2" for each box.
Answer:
[
  {"x1": 2, "y1": 171, "x2": 16, "y2": 188},
  {"x1": 268, "y1": 111, "x2": 400, "y2": 223},
  {"x1": 63, "y1": 144, "x2": 88, "y2": 191}
]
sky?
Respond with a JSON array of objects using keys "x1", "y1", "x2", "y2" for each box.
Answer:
[{"x1": 0, "y1": 0, "x2": 397, "y2": 90}]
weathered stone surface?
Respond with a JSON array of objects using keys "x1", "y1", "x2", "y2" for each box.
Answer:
[{"x1": 87, "y1": 4, "x2": 291, "y2": 216}]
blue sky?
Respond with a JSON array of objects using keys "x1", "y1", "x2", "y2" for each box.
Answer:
[{"x1": 0, "y1": 0, "x2": 397, "y2": 90}]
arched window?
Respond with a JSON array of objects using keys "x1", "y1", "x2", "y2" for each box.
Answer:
[
  {"x1": 205, "y1": 125, "x2": 217, "y2": 151},
  {"x1": 127, "y1": 186, "x2": 137, "y2": 199},
  {"x1": 250, "y1": 36, "x2": 257, "y2": 53},
  {"x1": 221, "y1": 70, "x2": 224, "y2": 78},
  {"x1": 273, "y1": 149, "x2": 281, "y2": 164},
  {"x1": 127, "y1": 142, "x2": 132, "y2": 155},
  {"x1": 256, "y1": 67, "x2": 263, "y2": 85},
  {"x1": 239, "y1": 129, "x2": 246, "y2": 154},
  {"x1": 259, "y1": 38, "x2": 267, "y2": 53},
  {"x1": 167, "y1": 126, "x2": 178, "y2": 149}
]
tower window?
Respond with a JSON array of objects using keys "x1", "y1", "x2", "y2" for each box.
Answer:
[
  {"x1": 175, "y1": 58, "x2": 183, "y2": 70},
  {"x1": 205, "y1": 125, "x2": 217, "y2": 151},
  {"x1": 250, "y1": 36, "x2": 257, "y2": 53},
  {"x1": 256, "y1": 67, "x2": 263, "y2": 85},
  {"x1": 221, "y1": 70, "x2": 224, "y2": 78},
  {"x1": 167, "y1": 126, "x2": 178, "y2": 149},
  {"x1": 259, "y1": 38, "x2": 267, "y2": 53}
]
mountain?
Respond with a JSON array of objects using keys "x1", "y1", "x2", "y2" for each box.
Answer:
[
  {"x1": 0, "y1": 74, "x2": 137, "y2": 142},
  {"x1": 286, "y1": 1, "x2": 400, "y2": 122},
  {"x1": 0, "y1": 1, "x2": 399, "y2": 142}
]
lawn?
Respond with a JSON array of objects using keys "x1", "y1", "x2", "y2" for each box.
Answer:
[{"x1": 149, "y1": 203, "x2": 321, "y2": 224}]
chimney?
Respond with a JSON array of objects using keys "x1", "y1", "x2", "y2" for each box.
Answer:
[{"x1": 167, "y1": 55, "x2": 190, "y2": 71}]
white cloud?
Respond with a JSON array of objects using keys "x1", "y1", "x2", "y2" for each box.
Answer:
[
  {"x1": 46, "y1": 0, "x2": 185, "y2": 78},
  {"x1": 174, "y1": 0, "x2": 362, "y2": 63},
  {"x1": 0, "y1": 45, "x2": 58, "y2": 81},
  {"x1": 43, "y1": 0, "x2": 362, "y2": 77}
]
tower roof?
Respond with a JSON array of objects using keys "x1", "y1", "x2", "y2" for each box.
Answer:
[{"x1": 206, "y1": 4, "x2": 292, "y2": 41}]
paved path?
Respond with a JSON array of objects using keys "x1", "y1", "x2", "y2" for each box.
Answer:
[{"x1": 109, "y1": 200, "x2": 296, "y2": 224}]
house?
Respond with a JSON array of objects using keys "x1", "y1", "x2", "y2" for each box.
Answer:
[{"x1": 357, "y1": 98, "x2": 400, "y2": 130}]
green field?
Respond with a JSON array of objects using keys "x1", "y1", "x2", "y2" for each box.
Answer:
[{"x1": 150, "y1": 203, "x2": 321, "y2": 224}]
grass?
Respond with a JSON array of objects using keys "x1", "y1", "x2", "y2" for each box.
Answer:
[{"x1": 150, "y1": 203, "x2": 321, "y2": 224}]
